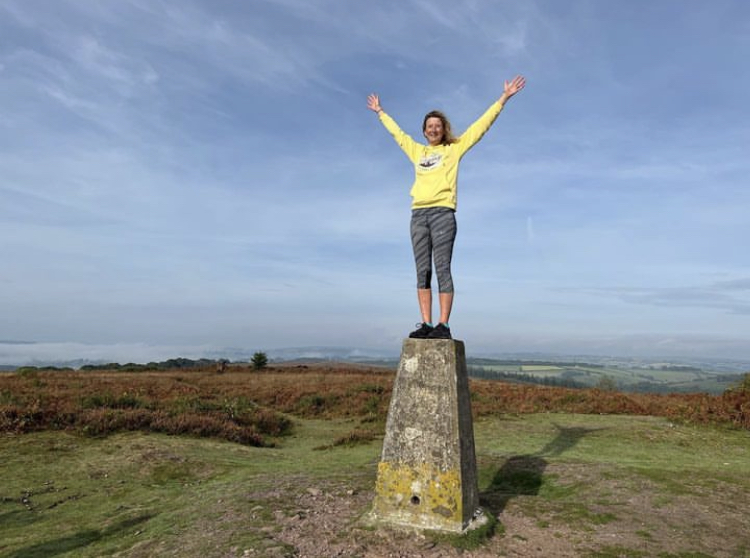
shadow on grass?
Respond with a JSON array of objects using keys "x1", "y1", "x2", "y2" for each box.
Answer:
[
  {"x1": 480, "y1": 423, "x2": 605, "y2": 516},
  {"x1": 6, "y1": 513, "x2": 154, "y2": 558},
  {"x1": 0, "y1": 508, "x2": 42, "y2": 531}
]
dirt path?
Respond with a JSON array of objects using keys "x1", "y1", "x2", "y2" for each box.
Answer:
[{"x1": 243, "y1": 463, "x2": 750, "y2": 558}]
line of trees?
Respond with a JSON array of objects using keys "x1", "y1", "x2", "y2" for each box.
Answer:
[
  {"x1": 16, "y1": 353, "x2": 272, "y2": 373},
  {"x1": 79, "y1": 358, "x2": 220, "y2": 372}
]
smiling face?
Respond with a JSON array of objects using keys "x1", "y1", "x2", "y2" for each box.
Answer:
[{"x1": 423, "y1": 116, "x2": 445, "y2": 146}]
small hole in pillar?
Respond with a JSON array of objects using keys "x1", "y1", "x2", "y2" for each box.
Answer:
[{"x1": 410, "y1": 495, "x2": 420, "y2": 506}]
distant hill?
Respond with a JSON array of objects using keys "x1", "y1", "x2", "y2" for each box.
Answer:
[{"x1": 5, "y1": 348, "x2": 748, "y2": 395}]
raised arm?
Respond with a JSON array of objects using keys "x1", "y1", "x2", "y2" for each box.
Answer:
[
  {"x1": 367, "y1": 93, "x2": 421, "y2": 161},
  {"x1": 456, "y1": 75, "x2": 526, "y2": 154}
]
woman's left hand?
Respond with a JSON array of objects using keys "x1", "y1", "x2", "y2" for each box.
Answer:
[{"x1": 367, "y1": 93, "x2": 383, "y2": 113}]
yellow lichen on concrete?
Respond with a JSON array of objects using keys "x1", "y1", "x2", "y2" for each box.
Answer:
[{"x1": 373, "y1": 461, "x2": 465, "y2": 530}]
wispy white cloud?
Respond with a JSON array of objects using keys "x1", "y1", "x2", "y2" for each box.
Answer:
[
  {"x1": 1, "y1": 0, "x2": 749, "y2": 361},
  {"x1": 559, "y1": 279, "x2": 750, "y2": 316}
]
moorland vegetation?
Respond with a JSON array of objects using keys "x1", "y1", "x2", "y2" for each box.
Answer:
[{"x1": 2, "y1": 362, "x2": 749, "y2": 446}]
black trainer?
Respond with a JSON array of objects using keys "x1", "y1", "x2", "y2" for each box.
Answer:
[
  {"x1": 409, "y1": 322, "x2": 434, "y2": 339},
  {"x1": 427, "y1": 323, "x2": 452, "y2": 339}
]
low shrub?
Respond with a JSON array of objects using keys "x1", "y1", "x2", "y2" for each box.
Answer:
[
  {"x1": 81, "y1": 393, "x2": 148, "y2": 410},
  {"x1": 2, "y1": 366, "x2": 749, "y2": 448},
  {"x1": 0, "y1": 371, "x2": 293, "y2": 446}
]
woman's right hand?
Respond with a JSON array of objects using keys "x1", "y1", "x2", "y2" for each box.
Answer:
[
  {"x1": 367, "y1": 93, "x2": 382, "y2": 113},
  {"x1": 501, "y1": 75, "x2": 526, "y2": 102}
]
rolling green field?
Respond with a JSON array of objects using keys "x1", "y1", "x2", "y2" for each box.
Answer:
[
  {"x1": 467, "y1": 360, "x2": 743, "y2": 394},
  {"x1": 349, "y1": 356, "x2": 747, "y2": 394}
]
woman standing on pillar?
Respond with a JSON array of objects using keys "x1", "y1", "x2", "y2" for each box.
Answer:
[{"x1": 367, "y1": 75, "x2": 526, "y2": 339}]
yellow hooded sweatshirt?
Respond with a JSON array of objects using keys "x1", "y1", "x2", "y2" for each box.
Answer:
[{"x1": 378, "y1": 100, "x2": 504, "y2": 210}]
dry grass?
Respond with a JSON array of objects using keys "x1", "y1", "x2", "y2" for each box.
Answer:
[
  {"x1": 1, "y1": 364, "x2": 749, "y2": 447},
  {"x1": 469, "y1": 378, "x2": 750, "y2": 429}
]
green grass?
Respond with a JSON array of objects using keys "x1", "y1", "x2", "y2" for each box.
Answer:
[
  {"x1": 0, "y1": 418, "x2": 380, "y2": 557},
  {"x1": 476, "y1": 413, "x2": 750, "y2": 473},
  {"x1": 474, "y1": 414, "x2": 750, "y2": 555},
  {"x1": 2, "y1": 413, "x2": 749, "y2": 557}
]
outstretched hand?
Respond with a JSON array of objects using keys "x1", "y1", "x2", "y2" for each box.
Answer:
[
  {"x1": 502, "y1": 75, "x2": 526, "y2": 101},
  {"x1": 367, "y1": 93, "x2": 382, "y2": 113}
]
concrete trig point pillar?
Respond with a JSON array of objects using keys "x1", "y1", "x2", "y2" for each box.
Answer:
[{"x1": 372, "y1": 338, "x2": 483, "y2": 532}]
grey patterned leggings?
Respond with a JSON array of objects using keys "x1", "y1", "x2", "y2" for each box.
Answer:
[{"x1": 410, "y1": 207, "x2": 457, "y2": 293}]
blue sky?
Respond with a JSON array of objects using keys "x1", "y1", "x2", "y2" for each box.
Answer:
[{"x1": 2, "y1": 0, "x2": 749, "y2": 364}]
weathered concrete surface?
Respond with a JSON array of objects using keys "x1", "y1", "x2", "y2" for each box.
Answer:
[{"x1": 372, "y1": 338, "x2": 480, "y2": 532}]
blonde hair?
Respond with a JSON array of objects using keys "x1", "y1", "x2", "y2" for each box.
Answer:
[{"x1": 422, "y1": 110, "x2": 457, "y2": 145}]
